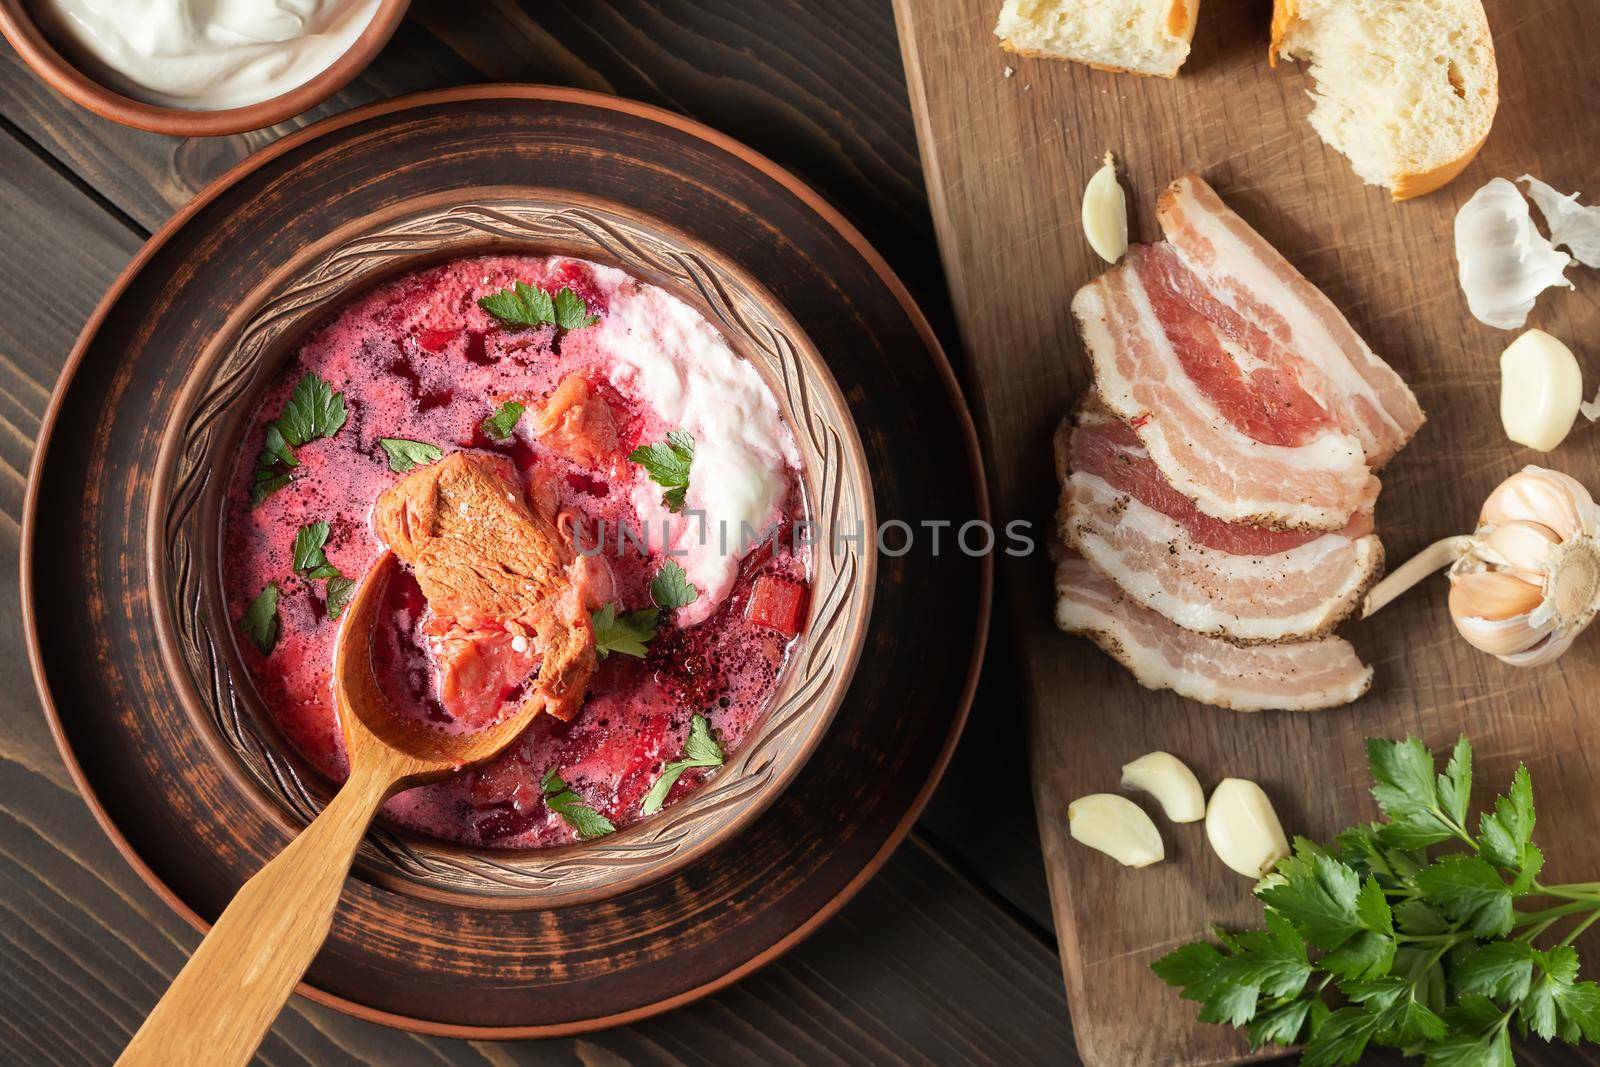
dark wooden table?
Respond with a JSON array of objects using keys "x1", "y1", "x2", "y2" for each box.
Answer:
[{"x1": 0, "y1": 3, "x2": 1074, "y2": 1064}]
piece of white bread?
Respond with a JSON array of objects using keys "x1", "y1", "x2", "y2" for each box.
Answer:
[
  {"x1": 995, "y1": 0, "x2": 1200, "y2": 79},
  {"x1": 1271, "y1": 0, "x2": 1498, "y2": 200}
]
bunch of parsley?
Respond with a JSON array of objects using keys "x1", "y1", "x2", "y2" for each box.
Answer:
[{"x1": 1154, "y1": 737, "x2": 1600, "y2": 1065}]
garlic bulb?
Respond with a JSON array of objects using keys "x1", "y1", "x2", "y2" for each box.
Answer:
[
  {"x1": 1364, "y1": 467, "x2": 1600, "y2": 666},
  {"x1": 1455, "y1": 177, "x2": 1573, "y2": 330}
]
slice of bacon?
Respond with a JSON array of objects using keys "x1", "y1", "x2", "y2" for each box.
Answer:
[
  {"x1": 1072, "y1": 174, "x2": 1423, "y2": 530},
  {"x1": 1054, "y1": 556, "x2": 1373, "y2": 712},
  {"x1": 1158, "y1": 174, "x2": 1425, "y2": 467},
  {"x1": 1058, "y1": 409, "x2": 1384, "y2": 643}
]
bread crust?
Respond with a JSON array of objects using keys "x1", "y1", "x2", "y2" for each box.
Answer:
[
  {"x1": 998, "y1": 38, "x2": 1187, "y2": 79},
  {"x1": 1166, "y1": 0, "x2": 1200, "y2": 44},
  {"x1": 1268, "y1": 0, "x2": 1297, "y2": 66},
  {"x1": 996, "y1": 0, "x2": 1199, "y2": 80},
  {"x1": 1270, "y1": 0, "x2": 1499, "y2": 200},
  {"x1": 1391, "y1": 129, "x2": 1489, "y2": 201}
]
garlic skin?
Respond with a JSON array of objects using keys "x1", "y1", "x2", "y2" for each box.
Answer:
[
  {"x1": 1499, "y1": 330, "x2": 1584, "y2": 451},
  {"x1": 1456, "y1": 177, "x2": 1573, "y2": 330},
  {"x1": 1068, "y1": 793, "x2": 1164, "y2": 868},
  {"x1": 1520, "y1": 174, "x2": 1600, "y2": 268},
  {"x1": 1205, "y1": 779, "x2": 1289, "y2": 880},
  {"x1": 1449, "y1": 467, "x2": 1600, "y2": 666},
  {"x1": 1583, "y1": 387, "x2": 1600, "y2": 425},
  {"x1": 1082, "y1": 152, "x2": 1129, "y2": 264},
  {"x1": 1120, "y1": 752, "x2": 1205, "y2": 823}
]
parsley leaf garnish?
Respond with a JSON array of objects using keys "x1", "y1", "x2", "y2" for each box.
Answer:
[
  {"x1": 324, "y1": 576, "x2": 355, "y2": 621},
  {"x1": 276, "y1": 372, "x2": 347, "y2": 447},
  {"x1": 291, "y1": 521, "x2": 340, "y2": 579},
  {"x1": 1155, "y1": 736, "x2": 1600, "y2": 1064},
  {"x1": 248, "y1": 372, "x2": 345, "y2": 506},
  {"x1": 250, "y1": 425, "x2": 298, "y2": 505},
  {"x1": 480, "y1": 401, "x2": 525, "y2": 442},
  {"x1": 477, "y1": 281, "x2": 599, "y2": 332},
  {"x1": 628, "y1": 429, "x2": 694, "y2": 512},
  {"x1": 640, "y1": 713, "x2": 724, "y2": 816},
  {"x1": 289, "y1": 520, "x2": 355, "y2": 620},
  {"x1": 242, "y1": 582, "x2": 279, "y2": 655},
  {"x1": 590, "y1": 602, "x2": 658, "y2": 660},
  {"x1": 379, "y1": 437, "x2": 443, "y2": 473},
  {"x1": 541, "y1": 770, "x2": 615, "y2": 840},
  {"x1": 552, "y1": 287, "x2": 599, "y2": 331},
  {"x1": 649, "y1": 560, "x2": 698, "y2": 611},
  {"x1": 479, "y1": 281, "x2": 553, "y2": 327}
]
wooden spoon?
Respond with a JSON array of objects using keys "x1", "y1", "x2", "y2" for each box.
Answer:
[{"x1": 119, "y1": 551, "x2": 540, "y2": 1066}]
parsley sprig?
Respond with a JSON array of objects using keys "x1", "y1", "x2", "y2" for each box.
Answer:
[
  {"x1": 291, "y1": 521, "x2": 340, "y2": 580},
  {"x1": 242, "y1": 582, "x2": 279, "y2": 654},
  {"x1": 477, "y1": 281, "x2": 599, "y2": 333},
  {"x1": 1155, "y1": 736, "x2": 1600, "y2": 1065},
  {"x1": 629, "y1": 429, "x2": 694, "y2": 512},
  {"x1": 290, "y1": 521, "x2": 356, "y2": 620},
  {"x1": 541, "y1": 770, "x2": 615, "y2": 840},
  {"x1": 591, "y1": 602, "x2": 658, "y2": 660},
  {"x1": 378, "y1": 437, "x2": 442, "y2": 473},
  {"x1": 480, "y1": 400, "x2": 524, "y2": 442},
  {"x1": 590, "y1": 563, "x2": 700, "y2": 660},
  {"x1": 649, "y1": 560, "x2": 698, "y2": 611},
  {"x1": 250, "y1": 372, "x2": 347, "y2": 505},
  {"x1": 641, "y1": 713, "x2": 724, "y2": 816}
]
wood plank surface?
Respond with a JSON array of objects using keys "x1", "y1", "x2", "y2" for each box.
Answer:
[{"x1": 894, "y1": 0, "x2": 1600, "y2": 1064}]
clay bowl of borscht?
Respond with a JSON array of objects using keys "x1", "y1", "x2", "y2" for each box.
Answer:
[{"x1": 147, "y1": 190, "x2": 875, "y2": 907}]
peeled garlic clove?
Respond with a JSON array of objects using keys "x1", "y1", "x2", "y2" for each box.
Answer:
[
  {"x1": 1205, "y1": 779, "x2": 1289, "y2": 879},
  {"x1": 1520, "y1": 174, "x2": 1600, "y2": 268},
  {"x1": 1082, "y1": 153, "x2": 1129, "y2": 264},
  {"x1": 1500, "y1": 330, "x2": 1584, "y2": 451},
  {"x1": 1480, "y1": 467, "x2": 1599, "y2": 541},
  {"x1": 1455, "y1": 177, "x2": 1573, "y2": 330},
  {"x1": 1068, "y1": 793, "x2": 1164, "y2": 868},
  {"x1": 1120, "y1": 751, "x2": 1205, "y2": 823}
]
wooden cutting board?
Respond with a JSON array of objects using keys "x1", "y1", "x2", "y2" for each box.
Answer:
[{"x1": 892, "y1": 1, "x2": 1600, "y2": 1063}]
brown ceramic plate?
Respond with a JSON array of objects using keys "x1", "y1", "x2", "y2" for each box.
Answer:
[
  {"x1": 0, "y1": 0, "x2": 409, "y2": 136},
  {"x1": 149, "y1": 188, "x2": 877, "y2": 906},
  {"x1": 23, "y1": 87, "x2": 991, "y2": 1035}
]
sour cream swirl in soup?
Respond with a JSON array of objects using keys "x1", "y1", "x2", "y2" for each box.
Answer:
[
  {"x1": 32, "y1": 0, "x2": 380, "y2": 110},
  {"x1": 601, "y1": 279, "x2": 801, "y2": 627}
]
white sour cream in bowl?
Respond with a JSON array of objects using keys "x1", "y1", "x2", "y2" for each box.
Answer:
[
  {"x1": 32, "y1": 0, "x2": 381, "y2": 110},
  {"x1": 599, "y1": 274, "x2": 802, "y2": 628}
]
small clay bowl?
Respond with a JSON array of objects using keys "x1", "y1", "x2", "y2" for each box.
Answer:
[
  {"x1": 147, "y1": 189, "x2": 877, "y2": 907},
  {"x1": 0, "y1": 0, "x2": 409, "y2": 136}
]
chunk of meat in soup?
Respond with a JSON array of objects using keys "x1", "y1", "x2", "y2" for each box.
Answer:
[
  {"x1": 373, "y1": 451, "x2": 597, "y2": 724},
  {"x1": 533, "y1": 373, "x2": 621, "y2": 471}
]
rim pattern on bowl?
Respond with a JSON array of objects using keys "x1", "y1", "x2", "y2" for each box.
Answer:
[{"x1": 157, "y1": 196, "x2": 873, "y2": 901}]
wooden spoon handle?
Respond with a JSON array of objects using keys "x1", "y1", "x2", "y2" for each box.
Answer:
[{"x1": 117, "y1": 758, "x2": 397, "y2": 1067}]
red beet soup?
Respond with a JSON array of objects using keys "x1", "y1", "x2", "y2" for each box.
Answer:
[{"x1": 223, "y1": 254, "x2": 811, "y2": 849}]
